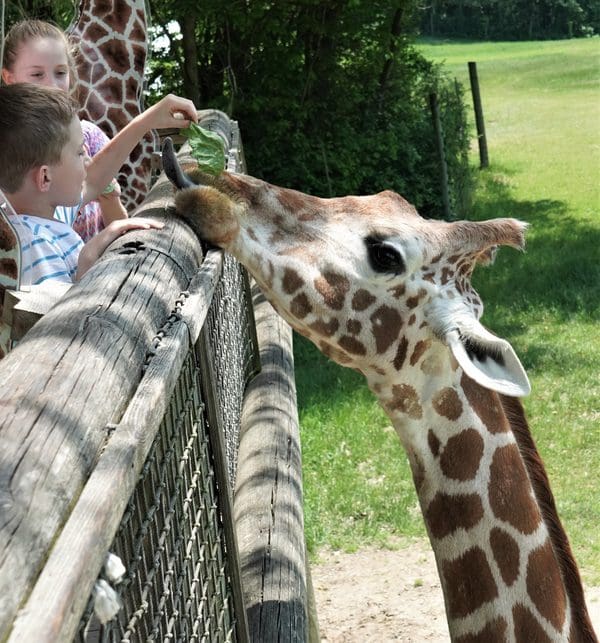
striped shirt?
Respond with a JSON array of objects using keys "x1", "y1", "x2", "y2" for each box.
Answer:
[{"x1": 10, "y1": 213, "x2": 84, "y2": 285}]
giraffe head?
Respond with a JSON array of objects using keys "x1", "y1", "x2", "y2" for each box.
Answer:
[{"x1": 163, "y1": 138, "x2": 530, "y2": 400}]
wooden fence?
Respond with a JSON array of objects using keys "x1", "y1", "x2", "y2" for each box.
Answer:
[{"x1": 0, "y1": 111, "x2": 315, "y2": 642}]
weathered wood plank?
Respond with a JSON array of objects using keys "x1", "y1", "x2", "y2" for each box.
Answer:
[
  {"x1": 6, "y1": 250, "x2": 225, "y2": 642},
  {"x1": 0, "y1": 173, "x2": 204, "y2": 640},
  {"x1": 234, "y1": 287, "x2": 309, "y2": 642}
]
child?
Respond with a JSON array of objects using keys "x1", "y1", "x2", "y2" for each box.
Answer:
[
  {"x1": 0, "y1": 83, "x2": 197, "y2": 283},
  {"x1": 2, "y1": 19, "x2": 128, "y2": 241}
]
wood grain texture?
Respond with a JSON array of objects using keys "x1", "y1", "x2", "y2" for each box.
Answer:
[
  {"x1": 0, "y1": 173, "x2": 204, "y2": 640},
  {"x1": 234, "y1": 287, "x2": 308, "y2": 642}
]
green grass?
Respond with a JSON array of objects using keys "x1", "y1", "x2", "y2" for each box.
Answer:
[{"x1": 295, "y1": 37, "x2": 600, "y2": 583}]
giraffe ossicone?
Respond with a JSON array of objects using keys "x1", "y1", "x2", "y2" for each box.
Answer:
[{"x1": 162, "y1": 138, "x2": 597, "y2": 643}]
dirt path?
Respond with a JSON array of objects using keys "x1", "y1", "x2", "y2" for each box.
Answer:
[{"x1": 311, "y1": 540, "x2": 600, "y2": 642}]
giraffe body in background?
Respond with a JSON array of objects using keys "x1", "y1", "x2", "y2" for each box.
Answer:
[
  {"x1": 162, "y1": 139, "x2": 597, "y2": 643},
  {"x1": 67, "y1": 0, "x2": 157, "y2": 210}
]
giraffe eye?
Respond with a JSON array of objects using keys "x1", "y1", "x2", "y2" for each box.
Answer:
[{"x1": 365, "y1": 236, "x2": 405, "y2": 274}]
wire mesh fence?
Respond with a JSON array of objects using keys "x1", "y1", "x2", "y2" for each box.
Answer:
[{"x1": 76, "y1": 118, "x2": 259, "y2": 643}]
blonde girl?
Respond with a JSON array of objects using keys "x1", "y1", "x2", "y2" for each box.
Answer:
[{"x1": 2, "y1": 19, "x2": 128, "y2": 241}]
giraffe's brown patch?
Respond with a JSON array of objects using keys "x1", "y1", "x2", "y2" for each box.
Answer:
[
  {"x1": 0, "y1": 258, "x2": 18, "y2": 280},
  {"x1": 442, "y1": 547, "x2": 498, "y2": 619},
  {"x1": 351, "y1": 289, "x2": 375, "y2": 311},
  {"x1": 427, "y1": 429, "x2": 441, "y2": 457},
  {"x1": 407, "y1": 448, "x2": 426, "y2": 493},
  {"x1": 423, "y1": 272, "x2": 436, "y2": 283},
  {"x1": 393, "y1": 337, "x2": 409, "y2": 371},
  {"x1": 455, "y1": 618, "x2": 508, "y2": 643},
  {"x1": 448, "y1": 254, "x2": 462, "y2": 264},
  {"x1": 247, "y1": 227, "x2": 258, "y2": 242},
  {"x1": 526, "y1": 540, "x2": 567, "y2": 632},
  {"x1": 409, "y1": 339, "x2": 431, "y2": 366},
  {"x1": 426, "y1": 493, "x2": 484, "y2": 539},
  {"x1": 309, "y1": 318, "x2": 339, "y2": 337},
  {"x1": 314, "y1": 272, "x2": 350, "y2": 310},
  {"x1": 389, "y1": 284, "x2": 406, "y2": 299},
  {"x1": 405, "y1": 288, "x2": 427, "y2": 309},
  {"x1": 338, "y1": 335, "x2": 367, "y2": 356},
  {"x1": 346, "y1": 319, "x2": 362, "y2": 335},
  {"x1": 282, "y1": 267, "x2": 305, "y2": 294},
  {"x1": 275, "y1": 187, "x2": 320, "y2": 216},
  {"x1": 408, "y1": 313, "x2": 416, "y2": 325},
  {"x1": 440, "y1": 429, "x2": 483, "y2": 481},
  {"x1": 430, "y1": 252, "x2": 443, "y2": 264},
  {"x1": 388, "y1": 384, "x2": 422, "y2": 419},
  {"x1": 488, "y1": 444, "x2": 542, "y2": 534},
  {"x1": 290, "y1": 292, "x2": 312, "y2": 319},
  {"x1": 490, "y1": 527, "x2": 520, "y2": 586},
  {"x1": 461, "y1": 373, "x2": 510, "y2": 433},
  {"x1": 441, "y1": 266, "x2": 454, "y2": 284},
  {"x1": 370, "y1": 305, "x2": 402, "y2": 354},
  {"x1": 512, "y1": 604, "x2": 552, "y2": 643},
  {"x1": 432, "y1": 387, "x2": 463, "y2": 421},
  {"x1": 319, "y1": 340, "x2": 351, "y2": 365}
]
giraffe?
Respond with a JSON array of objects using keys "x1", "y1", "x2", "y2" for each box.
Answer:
[
  {"x1": 161, "y1": 139, "x2": 597, "y2": 643},
  {"x1": 67, "y1": 0, "x2": 158, "y2": 210}
]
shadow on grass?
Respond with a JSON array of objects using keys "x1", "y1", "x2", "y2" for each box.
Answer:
[{"x1": 470, "y1": 167, "x2": 599, "y2": 321}]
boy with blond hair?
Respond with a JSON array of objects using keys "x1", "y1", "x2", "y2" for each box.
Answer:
[{"x1": 0, "y1": 83, "x2": 197, "y2": 283}]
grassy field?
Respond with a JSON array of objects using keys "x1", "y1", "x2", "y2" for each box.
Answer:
[{"x1": 295, "y1": 37, "x2": 600, "y2": 583}]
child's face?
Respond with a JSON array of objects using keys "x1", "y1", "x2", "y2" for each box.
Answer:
[
  {"x1": 50, "y1": 116, "x2": 88, "y2": 207},
  {"x1": 5, "y1": 36, "x2": 70, "y2": 92}
]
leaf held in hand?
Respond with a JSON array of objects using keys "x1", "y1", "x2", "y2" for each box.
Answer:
[{"x1": 180, "y1": 123, "x2": 226, "y2": 176}]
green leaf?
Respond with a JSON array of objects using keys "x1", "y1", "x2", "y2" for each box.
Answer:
[{"x1": 179, "y1": 123, "x2": 226, "y2": 176}]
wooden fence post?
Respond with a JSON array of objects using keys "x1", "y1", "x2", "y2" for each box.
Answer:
[
  {"x1": 468, "y1": 61, "x2": 490, "y2": 168},
  {"x1": 428, "y1": 92, "x2": 452, "y2": 221}
]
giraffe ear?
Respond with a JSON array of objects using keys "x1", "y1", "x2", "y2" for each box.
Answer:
[{"x1": 446, "y1": 324, "x2": 531, "y2": 397}]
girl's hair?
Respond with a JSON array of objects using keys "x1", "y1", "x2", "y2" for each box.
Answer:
[{"x1": 2, "y1": 19, "x2": 75, "y2": 79}]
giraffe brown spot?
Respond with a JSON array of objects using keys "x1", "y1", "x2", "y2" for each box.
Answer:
[
  {"x1": 440, "y1": 429, "x2": 484, "y2": 481},
  {"x1": 426, "y1": 493, "x2": 484, "y2": 539},
  {"x1": 319, "y1": 340, "x2": 351, "y2": 365},
  {"x1": 423, "y1": 272, "x2": 436, "y2": 283},
  {"x1": 388, "y1": 384, "x2": 422, "y2": 419},
  {"x1": 276, "y1": 187, "x2": 320, "y2": 216},
  {"x1": 442, "y1": 547, "x2": 498, "y2": 619},
  {"x1": 488, "y1": 444, "x2": 542, "y2": 534},
  {"x1": 0, "y1": 258, "x2": 18, "y2": 280},
  {"x1": 512, "y1": 604, "x2": 552, "y2": 643},
  {"x1": 282, "y1": 267, "x2": 305, "y2": 294},
  {"x1": 393, "y1": 337, "x2": 409, "y2": 371},
  {"x1": 455, "y1": 618, "x2": 508, "y2": 643},
  {"x1": 370, "y1": 305, "x2": 402, "y2": 354},
  {"x1": 408, "y1": 313, "x2": 416, "y2": 325},
  {"x1": 490, "y1": 527, "x2": 520, "y2": 586},
  {"x1": 309, "y1": 318, "x2": 339, "y2": 337},
  {"x1": 407, "y1": 448, "x2": 426, "y2": 493},
  {"x1": 346, "y1": 319, "x2": 362, "y2": 335},
  {"x1": 432, "y1": 387, "x2": 463, "y2": 421},
  {"x1": 290, "y1": 292, "x2": 312, "y2": 319},
  {"x1": 410, "y1": 339, "x2": 431, "y2": 366},
  {"x1": 441, "y1": 266, "x2": 454, "y2": 284},
  {"x1": 351, "y1": 289, "x2": 375, "y2": 311},
  {"x1": 448, "y1": 254, "x2": 462, "y2": 264},
  {"x1": 461, "y1": 372, "x2": 510, "y2": 433},
  {"x1": 526, "y1": 540, "x2": 567, "y2": 632},
  {"x1": 338, "y1": 335, "x2": 367, "y2": 356},
  {"x1": 430, "y1": 252, "x2": 443, "y2": 264},
  {"x1": 314, "y1": 271, "x2": 350, "y2": 310},
  {"x1": 427, "y1": 429, "x2": 441, "y2": 457},
  {"x1": 389, "y1": 284, "x2": 406, "y2": 299}
]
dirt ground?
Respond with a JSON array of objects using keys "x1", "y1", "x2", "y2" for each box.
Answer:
[{"x1": 311, "y1": 539, "x2": 600, "y2": 642}]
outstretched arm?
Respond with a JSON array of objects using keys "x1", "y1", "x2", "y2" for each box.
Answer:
[
  {"x1": 82, "y1": 94, "x2": 198, "y2": 204},
  {"x1": 75, "y1": 218, "x2": 164, "y2": 280}
]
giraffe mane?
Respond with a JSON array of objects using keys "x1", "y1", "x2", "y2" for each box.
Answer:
[{"x1": 499, "y1": 394, "x2": 597, "y2": 642}]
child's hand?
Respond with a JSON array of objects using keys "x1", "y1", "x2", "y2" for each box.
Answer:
[
  {"x1": 142, "y1": 95, "x2": 198, "y2": 130},
  {"x1": 76, "y1": 217, "x2": 165, "y2": 280}
]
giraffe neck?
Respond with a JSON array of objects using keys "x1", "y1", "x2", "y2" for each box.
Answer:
[{"x1": 368, "y1": 356, "x2": 594, "y2": 642}]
